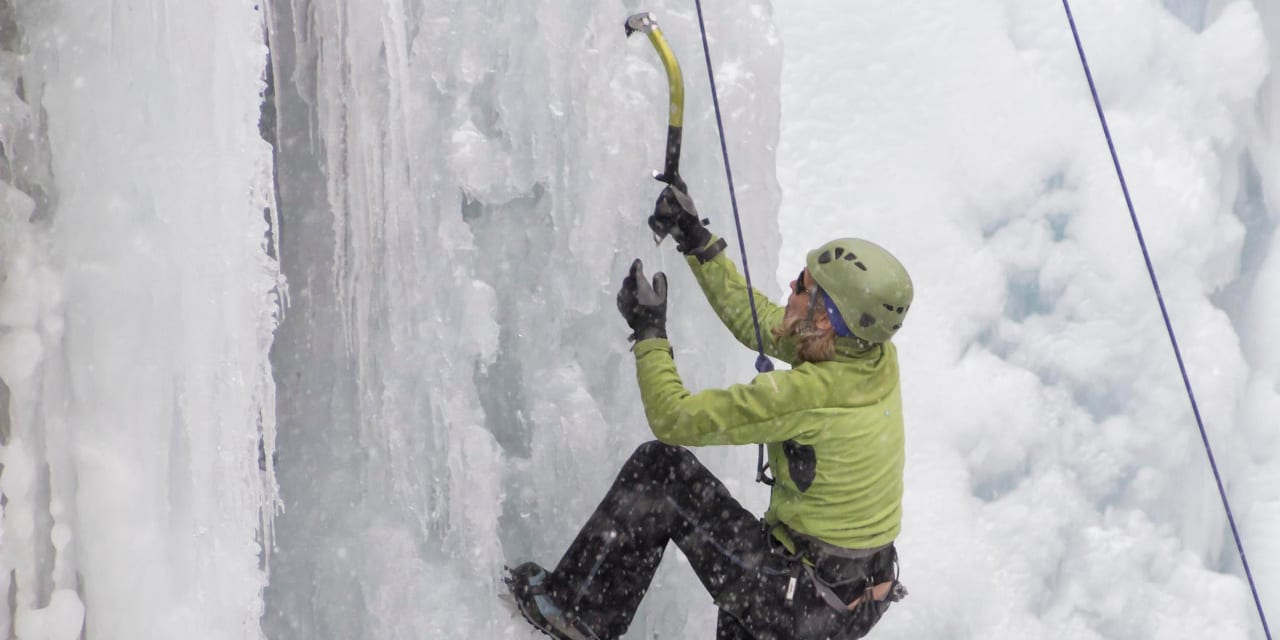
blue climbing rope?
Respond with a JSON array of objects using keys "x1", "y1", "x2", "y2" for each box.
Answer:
[
  {"x1": 693, "y1": 0, "x2": 777, "y2": 485},
  {"x1": 693, "y1": 0, "x2": 773, "y2": 378},
  {"x1": 1061, "y1": 2, "x2": 1272, "y2": 637}
]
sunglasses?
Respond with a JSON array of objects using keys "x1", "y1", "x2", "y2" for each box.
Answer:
[{"x1": 793, "y1": 268, "x2": 809, "y2": 296}]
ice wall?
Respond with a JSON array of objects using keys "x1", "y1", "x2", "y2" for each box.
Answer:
[
  {"x1": 1238, "y1": 0, "x2": 1280, "y2": 631},
  {"x1": 262, "y1": 1, "x2": 781, "y2": 638},
  {"x1": 0, "y1": 2, "x2": 281, "y2": 639}
]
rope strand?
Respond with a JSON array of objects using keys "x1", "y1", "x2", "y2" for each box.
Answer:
[
  {"x1": 692, "y1": 1, "x2": 776, "y2": 485},
  {"x1": 1061, "y1": 2, "x2": 1272, "y2": 637},
  {"x1": 692, "y1": 0, "x2": 773, "y2": 377}
]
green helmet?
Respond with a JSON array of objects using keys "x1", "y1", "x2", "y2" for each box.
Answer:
[{"x1": 805, "y1": 237, "x2": 913, "y2": 344}]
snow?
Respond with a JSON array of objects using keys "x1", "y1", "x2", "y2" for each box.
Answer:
[
  {"x1": 778, "y1": 1, "x2": 1278, "y2": 638},
  {"x1": 0, "y1": 0, "x2": 1275, "y2": 639}
]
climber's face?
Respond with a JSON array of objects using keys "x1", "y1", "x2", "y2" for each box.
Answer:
[{"x1": 785, "y1": 268, "x2": 813, "y2": 323}]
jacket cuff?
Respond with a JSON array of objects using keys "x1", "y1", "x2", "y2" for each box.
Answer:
[
  {"x1": 685, "y1": 235, "x2": 729, "y2": 268},
  {"x1": 633, "y1": 337, "x2": 674, "y2": 358},
  {"x1": 690, "y1": 237, "x2": 727, "y2": 263}
]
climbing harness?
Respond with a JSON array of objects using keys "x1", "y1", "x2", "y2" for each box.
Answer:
[
  {"x1": 626, "y1": 6, "x2": 777, "y2": 484},
  {"x1": 770, "y1": 523, "x2": 908, "y2": 615},
  {"x1": 1061, "y1": 2, "x2": 1272, "y2": 637}
]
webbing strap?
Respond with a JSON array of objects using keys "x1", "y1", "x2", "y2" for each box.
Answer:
[
  {"x1": 1061, "y1": 3, "x2": 1271, "y2": 637},
  {"x1": 802, "y1": 564, "x2": 905, "y2": 612}
]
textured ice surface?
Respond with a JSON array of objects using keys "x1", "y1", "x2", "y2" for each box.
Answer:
[
  {"x1": 262, "y1": 1, "x2": 779, "y2": 638},
  {"x1": 1, "y1": 1, "x2": 280, "y2": 639}
]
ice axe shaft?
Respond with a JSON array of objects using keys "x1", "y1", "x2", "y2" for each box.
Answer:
[{"x1": 625, "y1": 12, "x2": 685, "y2": 192}]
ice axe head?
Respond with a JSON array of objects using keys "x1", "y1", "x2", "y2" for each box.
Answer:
[{"x1": 624, "y1": 12, "x2": 656, "y2": 37}]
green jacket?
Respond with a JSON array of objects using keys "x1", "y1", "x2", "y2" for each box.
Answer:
[{"x1": 633, "y1": 244, "x2": 904, "y2": 550}]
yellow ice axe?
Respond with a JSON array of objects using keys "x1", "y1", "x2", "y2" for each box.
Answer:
[{"x1": 625, "y1": 12, "x2": 686, "y2": 192}]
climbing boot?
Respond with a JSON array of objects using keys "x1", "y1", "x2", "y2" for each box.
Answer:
[{"x1": 503, "y1": 562, "x2": 601, "y2": 640}]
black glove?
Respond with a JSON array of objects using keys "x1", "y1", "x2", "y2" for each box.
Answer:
[
  {"x1": 648, "y1": 186, "x2": 713, "y2": 255},
  {"x1": 616, "y1": 259, "x2": 668, "y2": 342}
]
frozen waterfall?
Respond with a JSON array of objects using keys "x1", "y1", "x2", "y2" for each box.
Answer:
[{"x1": 0, "y1": 1, "x2": 1277, "y2": 639}]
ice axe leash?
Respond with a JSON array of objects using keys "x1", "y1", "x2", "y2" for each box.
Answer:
[{"x1": 626, "y1": 9, "x2": 777, "y2": 484}]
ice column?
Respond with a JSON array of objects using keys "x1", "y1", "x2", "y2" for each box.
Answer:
[{"x1": 2, "y1": 2, "x2": 281, "y2": 639}]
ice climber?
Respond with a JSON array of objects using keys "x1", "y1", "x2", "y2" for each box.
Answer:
[{"x1": 505, "y1": 186, "x2": 913, "y2": 640}]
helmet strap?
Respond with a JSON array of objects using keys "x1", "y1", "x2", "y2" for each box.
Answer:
[{"x1": 817, "y1": 289, "x2": 854, "y2": 338}]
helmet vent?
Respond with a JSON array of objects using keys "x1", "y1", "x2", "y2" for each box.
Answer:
[
  {"x1": 833, "y1": 247, "x2": 846, "y2": 259},
  {"x1": 859, "y1": 313, "x2": 877, "y2": 328},
  {"x1": 892, "y1": 323, "x2": 902, "y2": 330},
  {"x1": 855, "y1": 261, "x2": 867, "y2": 271},
  {"x1": 818, "y1": 250, "x2": 832, "y2": 264},
  {"x1": 883, "y1": 304, "x2": 894, "y2": 311}
]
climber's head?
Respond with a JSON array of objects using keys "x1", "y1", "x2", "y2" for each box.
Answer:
[{"x1": 775, "y1": 238, "x2": 913, "y2": 361}]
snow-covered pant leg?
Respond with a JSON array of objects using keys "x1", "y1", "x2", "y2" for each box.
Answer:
[
  {"x1": 543, "y1": 441, "x2": 772, "y2": 639},
  {"x1": 716, "y1": 609, "x2": 756, "y2": 639}
]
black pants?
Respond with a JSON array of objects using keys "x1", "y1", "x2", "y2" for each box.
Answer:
[{"x1": 544, "y1": 441, "x2": 895, "y2": 640}]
